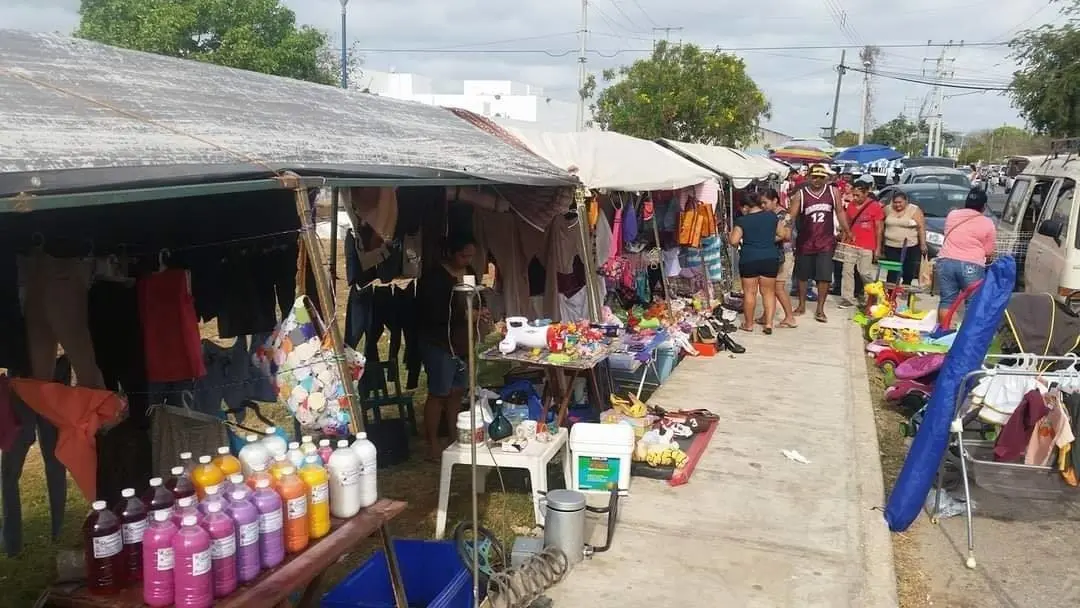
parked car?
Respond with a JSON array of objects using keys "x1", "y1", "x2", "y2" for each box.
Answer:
[
  {"x1": 901, "y1": 156, "x2": 957, "y2": 169},
  {"x1": 876, "y1": 183, "x2": 990, "y2": 259},
  {"x1": 897, "y1": 166, "x2": 972, "y2": 189}
]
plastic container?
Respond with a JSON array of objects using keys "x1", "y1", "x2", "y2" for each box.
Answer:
[
  {"x1": 225, "y1": 488, "x2": 261, "y2": 583},
  {"x1": 84, "y1": 500, "x2": 125, "y2": 595},
  {"x1": 141, "y1": 509, "x2": 177, "y2": 607},
  {"x1": 300, "y1": 435, "x2": 319, "y2": 460},
  {"x1": 261, "y1": 427, "x2": 289, "y2": 459},
  {"x1": 172, "y1": 495, "x2": 202, "y2": 529},
  {"x1": 142, "y1": 477, "x2": 175, "y2": 517},
  {"x1": 286, "y1": 441, "x2": 306, "y2": 470},
  {"x1": 114, "y1": 488, "x2": 148, "y2": 583},
  {"x1": 252, "y1": 477, "x2": 285, "y2": 569},
  {"x1": 192, "y1": 455, "x2": 225, "y2": 500},
  {"x1": 350, "y1": 432, "x2": 379, "y2": 508},
  {"x1": 268, "y1": 453, "x2": 290, "y2": 482},
  {"x1": 227, "y1": 473, "x2": 252, "y2": 503},
  {"x1": 327, "y1": 440, "x2": 363, "y2": 519},
  {"x1": 321, "y1": 539, "x2": 470, "y2": 608},
  {"x1": 456, "y1": 411, "x2": 485, "y2": 446},
  {"x1": 276, "y1": 466, "x2": 310, "y2": 554},
  {"x1": 197, "y1": 484, "x2": 228, "y2": 517},
  {"x1": 212, "y1": 446, "x2": 242, "y2": 478},
  {"x1": 317, "y1": 439, "x2": 334, "y2": 465},
  {"x1": 246, "y1": 460, "x2": 273, "y2": 491},
  {"x1": 166, "y1": 466, "x2": 196, "y2": 503},
  {"x1": 569, "y1": 422, "x2": 634, "y2": 494},
  {"x1": 238, "y1": 434, "x2": 272, "y2": 478},
  {"x1": 178, "y1": 452, "x2": 195, "y2": 476},
  {"x1": 299, "y1": 455, "x2": 331, "y2": 540},
  {"x1": 200, "y1": 501, "x2": 238, "y2": 598},
  {"x1": 172, "y1": 514, "x2": 212, "y2": 608}
]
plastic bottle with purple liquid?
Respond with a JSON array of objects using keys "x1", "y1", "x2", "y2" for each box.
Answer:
[
  {"x1": 227, "y1": 473, "x2": 252, "y2": 503},
  {"x1": 172, "y1": 514, "x2": 212, "y2": 608},
  {"x1": 172, "y1": 495, "x2": 202, "y2": 529},
  {"x1": 225, "y1": 487, "x2": 261, "y2": 583},
  {"x1": 141, "y1": 509, "x2": 177, "y2": 607},
  {"x1": 84, "y1": 500, "x2": 124, "y2": 595},
  {"x1": 142, "y1": 477, "x2": 175, "y2": 517},
  {"x1": 201, "y1": 501, "x2": 238, "y2": 598},
  {"x1": 165, "y1": 466, "x2": 196, "y2": 503},
  {"x1": 114, "y1": 488, "x2": 148, "y2": 584},
  {"x1": 197, "y1": 484, "x2": 227, "y2": 518},
  {"x1": 252, "y1": 477, "x2": 285, "y2": 569}
]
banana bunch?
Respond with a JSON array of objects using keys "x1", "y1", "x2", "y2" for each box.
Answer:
[
  {"x1": 644, "y1": 445, "x2": 689, "y2": 468},
  {"x1": 610, "y1": 393, "x2": 647, "y2": 418}
]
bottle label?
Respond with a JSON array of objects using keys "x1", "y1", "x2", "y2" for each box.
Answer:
[
  {"x1": 92, "y1": 531, "x2": 123, "y2": 559},
  {"x1": 337, "y1": 467, "x2": 360, "y2": 486},
  {"x1": 156, "y1": 547, "x2": 175, "y2": 571},
  {"x1": 287, "y1": 496, "x2": 307, "y2": 519},
  {"x1": 211, "y1": 534, "x2": 236, "y2": 559},
  {"x1": 238, "y1": 521, "x2": 259, "y2": 547},
  {"x1": 191, "y1": 548, "x2": 211, "y2": 577},
  {"x1": 122, "y1": 519, "x2": 148, "y2": 544},
  {"x1": 259, "y1": 508, "x2": 283, "y2": 533},
  {"x1": 311, "y1": 482, "x2": 329, "y2": 504}
]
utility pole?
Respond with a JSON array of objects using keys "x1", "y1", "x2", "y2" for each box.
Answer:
[
  {"x1": 652, "y1": 26, "x2": 684, "y2": 45},
  {"x1": 827, "y1": 50, "x2": 846, "y2": 144},
  {"x1": 576, "y1": 0, "x2": 588, "y2": 131},
  {"x1": 339, "y1": 0, "x2": 349, "y2": 89},
  {"x1": 924, "y1": 42, "x2": 955, "y2": 157},
  {"x1": 858, "y1": 58, "x2": 871, "y2": 144}
]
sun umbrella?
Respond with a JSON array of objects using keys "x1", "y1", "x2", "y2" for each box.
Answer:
[
  {"x1": 778, "y1": 138, "x2": 837, "y2": 154},
  {"x1": 770, "y1": 146, "x2": 833, "y2": 164},
  {"x1": 10, "y1": 379, "x2": 126, "y2": 500},
  {"x1": 833, "y1": 143, "x2": 904, "y2": 164}
]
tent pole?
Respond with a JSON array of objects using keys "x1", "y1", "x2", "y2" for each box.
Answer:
[
  {"x1": 650, "y1": 194, "x2": 673, "y2": 321},
  {"x1": 575, "y1": 187, "x2": 601, "y2": 321},
  {"x1": 288, "y1": 176, "x2": 364, "y2": 434}
]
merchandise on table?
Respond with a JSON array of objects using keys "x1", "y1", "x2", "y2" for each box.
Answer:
[
  {"x1": 246, "y1": 461, "x2": 273, "y2": 492},
  {"x1": 327, "y1": 440, "x2": 363, "y2": 519},
  {"x1": 192, "y1": 455, "x2": 224, "y2": 500},
  {"x1": 238, "y1": 434, "x2": 272, "y2": 478},
  {"x1": 178, "y1": 452, "x2": 195, "y2": 477},
  {"x1": 115, "y1": 488, "x2": 147, "y2": 584},
  {"x1": 286, "y1": 441, "x2": 306, "y2": 469},
  {"x1": 317, "y1": 439, "x2": 334, "y2": 465},
  {"x1": 252, "y1": 477, "x2": 285, "y2": 569},
  {"x1": 225, "y1": 473, "x2": 250, "y2": 502},
  {"x1": 350, "y1": 432, "x2": 379, "y2": 509},
  {"x1": 300, "y1": 435, "x2": 320, "y2": 462},
  {"x1": 277, "y1": 466, "x2": 310, "y2": 554},
  {"x1": 172, "y1": 495, "x2": 202, "y2": 529},
  {"x1": 142, "y1": 477, "x2": 175, "y2": 517},
  {"x1": 201, "y1": 501, "x2": 238, "y2": 598},
  {"x1": 569, "y1": 423, "x2": 634, "y2": 494},
  {"x1": 260, "y1": 427, "x2": 288, "y2": 459},
  {"x1": 225, "y1": 487, "x2": 261, "y2": 584},
  {"x1": 299, "y1": 455, "x2": 331, "y2": 540},
  {"x1": 212, "y1": 446, "x2": 242, "y2": 478},
  {"x1": 166, "y1": 466, "x2": 195, "y2": 503},
  {"x1": 172, "y1": 514, "x2": 213, "y2": 608},
  {"x1": 268, "y1": 453, "x2": 290, "y2": 481},
  {"x1": 142, "y1": 509, "x2": 177, "y2": 607},
  {"x1": 84, "y1": 500, "x2": 124, "y2": 595},
  {"x1": 197, "y1": 485, "x2": 227, "y2": 517},
  {"x1": 457, "y1": 410, "x2": 486, "y2": 446}
]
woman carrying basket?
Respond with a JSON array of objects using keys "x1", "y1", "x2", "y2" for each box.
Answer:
[{"x1": 838, "y1": 176, "x2": 885, "y2": 309}]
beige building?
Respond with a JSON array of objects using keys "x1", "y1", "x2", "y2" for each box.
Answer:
[{"x1": 744, "y1": 126, "x2": 791, "y2": 151}]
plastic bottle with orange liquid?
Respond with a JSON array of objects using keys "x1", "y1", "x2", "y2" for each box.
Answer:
[
  {"x1": 191, "y1": 456, "x2": 224, "y2": 500},
  {"x1": 211, "y1": 446, "x2": 241, "y2": 478},
  {"x1": 298, "y1": 455, "x2": 330, "y2": 540},
  {"x1": 275, "y1": 466, "x2": 310, "y2": 554},
  {"x1": 268, "y1": 453, "x2": 289, "y2": 483}
]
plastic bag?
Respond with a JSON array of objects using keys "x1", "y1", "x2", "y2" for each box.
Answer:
[{"x1": 924, "y1": 489, "x2": 974, "y2": 519}]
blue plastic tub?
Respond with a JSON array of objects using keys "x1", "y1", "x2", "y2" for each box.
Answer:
[{"x1": 321, "y1": 539, "x2": 471, "y2": 608}]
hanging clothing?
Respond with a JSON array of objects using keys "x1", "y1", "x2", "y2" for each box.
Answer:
[
  {"x1": 138, "y1": 269, "x2": 206, "y2": 383},
  {"x1": 345, "y1": 187, "x2": 399, "y2": 240},
  {"x1": 0, "y1": 252, "x2": 28, "y2": 373},
  {"x1": 559, "y1": 288, "x2": 588, "y2": 322},
  {"x1": 474, "y1": 209, "x2": 530, "y2": 317},
  {"x1": 594, "y1": 212, "x2": 615, "y2": 267},
  {"x1": 1025, "y1": 392, "x2": 1075, "y2": 466},
  {"x1": 18, "y1": 252, "x2": 104, "y2": 386},
  {"x1": 545, "y1": 214, "x2": 588, "y2": 320},
  {"x1": 994, "y1": 389, "x2": 1051, "y2": 462},
  {"x1": 88, "y1": 280, "x2": 149, "y2": 424},
  {"x1": 611, "y1": 204, "x2": 624, "y2": 258}
]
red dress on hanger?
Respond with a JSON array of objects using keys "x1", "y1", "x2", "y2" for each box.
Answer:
[{"x1": 138, "y1": 269, "x2": 205, "y2": 382}]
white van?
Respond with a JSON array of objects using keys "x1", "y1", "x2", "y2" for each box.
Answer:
[{"x1": 997, "y1": 141, "x2": 1080, "y2": 310}]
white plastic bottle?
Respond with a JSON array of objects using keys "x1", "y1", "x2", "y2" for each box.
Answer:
[
  {"x1": 237, "y1": 435, "x2": 271, "y2": 479},
  {"x1": 350, "y1": 433, "x2": 378, "y2": 508},
  {"x1": 326, "y1": 440, "x2": 362, "y2": 518},
  {"x1": 260, "y1": 427, "x2": 288, "y2": 459},
  {"x1": 285, "y1": 442, "x2": 305, "y2": 470}
]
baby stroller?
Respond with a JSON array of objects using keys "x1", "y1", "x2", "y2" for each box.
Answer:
[{"x1": 886, "y1": 353, "x2": 944, "y2": 439}]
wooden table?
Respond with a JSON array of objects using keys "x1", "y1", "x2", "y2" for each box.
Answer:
[
  {"x1": 44, "y1": 499, "x2": 409, "y2": 608},
  {"x1": 480, "y1": 347, "x2": 609, "y2": 426}
]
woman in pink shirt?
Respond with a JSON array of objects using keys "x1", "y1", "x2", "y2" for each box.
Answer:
[{"x1": 935, "y1": 188, "x2": 997, "y2": 326}]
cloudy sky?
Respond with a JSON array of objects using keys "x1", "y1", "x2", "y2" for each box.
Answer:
[{"x1": 0, "y1": 0, "x2": 1062, "y2": 137}]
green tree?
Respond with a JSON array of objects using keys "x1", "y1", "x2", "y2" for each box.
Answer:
[
  {"x1": 868, "y1": 114, "x2": 924, "y2": 155},
  {"x1": 958, "y1": 126, "x2": 1050, "y2": 164},
  {"x1": 833, "y1": 130, "x2": 859, "y2": 147},
  {"x1": 1009, "y1": 0, "x2": 1080, "y2": 136},
  {"x1": 592, "y1": 41, "x2": 771, "y2": 146},
  {"x1": 76, "y1": 0, "x2": 339, "y2": 85}
]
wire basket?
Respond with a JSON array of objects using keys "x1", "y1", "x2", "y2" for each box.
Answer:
[
  {"x1": 832, "y1": 242, "x2": 861, "y2": 264},
  {"x1": 994, "y1": 230, "x2": 1033, "y2": 261}
]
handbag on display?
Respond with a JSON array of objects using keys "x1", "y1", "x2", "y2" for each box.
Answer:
[{"x1": 252, "y1": 295, "x2": 365, "y2": 436}]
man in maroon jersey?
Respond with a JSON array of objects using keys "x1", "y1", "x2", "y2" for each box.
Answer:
[{"x1": 788, "y1": 164, "x2": 851, "y2": 322}]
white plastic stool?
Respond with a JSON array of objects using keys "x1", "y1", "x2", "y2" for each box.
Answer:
[{"x1": 435, "y1": 427, "x2": 571, "y2": 539}]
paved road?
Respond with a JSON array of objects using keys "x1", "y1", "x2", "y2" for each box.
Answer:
[{"x1": 987, "y1": 190, "x2": 1007, "y2": 217}]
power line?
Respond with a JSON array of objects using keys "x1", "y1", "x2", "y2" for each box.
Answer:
[
  {"x1": 352, "y1": 40, "x2": 1010, "y2": 55},
  {"x1": 628, "y1": 0, "x2": 658, "y2": 27},
  {"x1": 846, "y1": 65, "x2": 1013, "y2": 91},
  {"x1": 987, "y1": 0, "x2": 1056, "y2": 41},
  {"x1": 603, "y1": 0, "x2": 644, "y2": 32}
]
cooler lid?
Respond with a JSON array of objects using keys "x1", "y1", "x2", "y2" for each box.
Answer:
[{"x1": 546, "y1": 489, "x2": 586, "y2": 511}]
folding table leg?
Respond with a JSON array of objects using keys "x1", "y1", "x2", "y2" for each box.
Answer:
[
  {"x1": 295, "y1": 571, "x2": 326, "y2": 608},
  {"x1": 380, "y1": 524, "x2": 409, "y2": 608}
]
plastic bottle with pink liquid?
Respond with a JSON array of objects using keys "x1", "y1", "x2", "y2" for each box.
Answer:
[
  {"x1": 141, "y1": 509, "x2": 177, "y2": 607},
  {"x1": 172, "y1": 514, "x2": 212, "y2": 608},
  {"x1": 317, "y1": 439, "x2": 333, "y2": 465},
  {"x1": 201, "y1": 501, "x2": 238, "y2": 598},
  {"x1": 172, "y1": 495, "x2": 202, "y2": 529},
  {"x1": 225, "y1": 487, "x2": 261, "y2": 583},
  {"x1": 114, "y1": 488, "x2": 148, "y2": 584},
  {"x1": 252, "y1": 477, "x2": 285, "y2": 569}
]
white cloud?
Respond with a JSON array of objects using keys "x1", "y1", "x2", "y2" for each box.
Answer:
[{"x1": 0, "y1": 0, "x2": 1063, "y2": 137}]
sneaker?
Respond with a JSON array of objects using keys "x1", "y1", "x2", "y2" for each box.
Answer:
[{"x1": 837, "y1": 299, "x2": 856, "y2": 309}]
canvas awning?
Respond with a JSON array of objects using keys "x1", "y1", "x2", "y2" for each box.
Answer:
[
  {"x1": 657, "y1": 140, "x2": 779, "y2": 188},
  {"x1": 0, "y1": 30, "x2": 575, "y2": 202},
  {"x1": 502, "y1": 128, "x2": 716, "y2": 191}
]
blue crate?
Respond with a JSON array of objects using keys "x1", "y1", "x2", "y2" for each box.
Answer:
[{"x1": 322, "y1": 539, "x2": 472, "y2": 608}]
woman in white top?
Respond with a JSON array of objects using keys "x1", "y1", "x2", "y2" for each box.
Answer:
[{"x1": 879, "y1": 192, "x2": 927, "y2": 285}]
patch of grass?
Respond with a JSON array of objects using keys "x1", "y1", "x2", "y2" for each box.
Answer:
[
  {"x1": 1, "y1": 237, "x2": 536, "y2": 605},
  {"x1": 864, "y1": 357, "x2": 933, "y2": 608}
]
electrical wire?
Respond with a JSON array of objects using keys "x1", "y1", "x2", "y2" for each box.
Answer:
[
  {"x1": 628, "y1": 0, "x2": 658, "y2": 28},
  {"x1": 845, "y1": 65, "x2": 1014, "y2": 91},
  {"x1": 351, "y1": 40, "x2": 1010, "y2": 55}
]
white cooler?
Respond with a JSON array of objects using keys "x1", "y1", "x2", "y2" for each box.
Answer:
[{"x1": 569, "y1": 422, "x2": 634, "y2": 495}]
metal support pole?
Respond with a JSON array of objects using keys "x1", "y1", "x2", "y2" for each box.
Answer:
[
  {"x1": 340, "y1": 0, "x2": 349, "y2": 89},
  {"x1": 576, "y1": 0, "x2": 588, "y2": 131},
  {"x1": 453, "y1": 284, "x2": 481, "y2": 607},
  {"x1": 291, "y1": 180, "x2": 364, "y2": 433},
  {"x1": 329, "y1": 188, "x2": 339, "y2": 295}
]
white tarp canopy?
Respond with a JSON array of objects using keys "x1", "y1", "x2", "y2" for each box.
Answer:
[
  {"x1": 658, "y1": 140, "x2": 780, "y2": 188},
  {"x1": 503, "y1": 128, "x2": 716, "y2": 191},
  {"x1": 744, "y1": 154, "x2": 789, "y2": 178}
]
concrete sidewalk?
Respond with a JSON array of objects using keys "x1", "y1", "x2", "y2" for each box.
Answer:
[{"x1": 547, "y1": 306, "x2": 898, "y2": 607}]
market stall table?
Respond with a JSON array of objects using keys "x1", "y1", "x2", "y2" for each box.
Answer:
[
  {"x1": 43, "y1": 499, "x2": 409, "y2": 608},
  {"x1": 609, "y1": 330, "x2": 673, "y2": 398},
  {"x1": 479, "y1": 347, "x2": 609, "y2": 426}
]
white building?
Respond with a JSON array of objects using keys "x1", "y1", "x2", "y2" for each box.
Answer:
[{"x1": 353, "y1": 69, "x2": 579, "y2": 132}]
